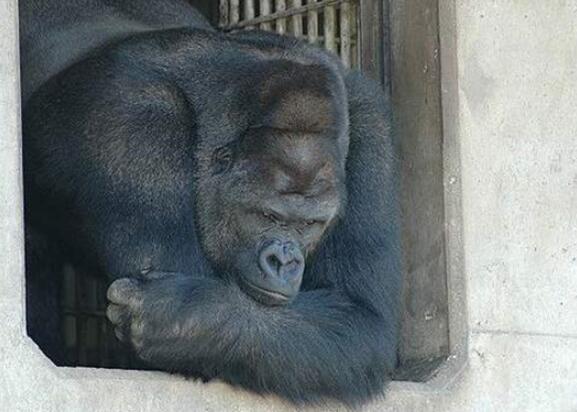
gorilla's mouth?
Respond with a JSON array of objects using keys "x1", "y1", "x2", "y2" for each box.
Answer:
[{"x1": 238, "y1": 277, "x2": 293, "y2": 306}]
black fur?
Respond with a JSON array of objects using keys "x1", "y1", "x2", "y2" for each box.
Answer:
[{"x1": 21, "y1": 0, "x2": 401, "y2": 406}]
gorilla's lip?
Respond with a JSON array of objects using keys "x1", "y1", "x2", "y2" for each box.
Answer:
[{"x1": 238, "y1": 278, "x2": 293, "y2": 306}]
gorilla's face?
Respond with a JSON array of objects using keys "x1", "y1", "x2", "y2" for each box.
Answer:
[
  {"x1": 197, "y1": 62, "x2": 349, "y2": 306},
  {"x1": 220, "y1": 127, "x2": 345, "y2": 305}
]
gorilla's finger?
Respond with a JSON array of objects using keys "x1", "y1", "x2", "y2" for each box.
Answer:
[
  {"x1": 107, "y1": 278, "x2": 141, "y2": 305},
  {"x1": 106, "y1": 303, "x2": 124, "y2": 325},
  {"x1": 114, "y1": 326, "x2": 128, "y2": 343}
]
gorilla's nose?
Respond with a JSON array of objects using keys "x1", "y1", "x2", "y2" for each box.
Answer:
[{"x1": 258, "y1": 239, "x2": 304, "y2": 288}]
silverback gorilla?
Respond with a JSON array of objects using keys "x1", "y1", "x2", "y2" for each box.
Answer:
[{"x1": 21, "y1": 0, "x2": 401, "y2": 406}]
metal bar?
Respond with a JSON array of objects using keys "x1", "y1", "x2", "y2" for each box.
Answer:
[
  {"x1": 99, "y1": 315, "x2": 109, "y2": 367},
  {"x1": 245, "y1": 0, "x2": 255, "y2": 21},
  {"x1": 230, "y1": 0, "x2": 240, "y2": 23},
  {"x1": 224, "y1": 0, "x2": 346, "y2": 30},
  {"x1": 85, "y1": 274, "x2": 98, "y2": 365},
  {"x1": 260, "y1": 0, "x2": 272, "y2": 30},
  {"x1": 293, "y1": 34, "x2": 354, "y2": 44},
  {"x1": 62, "y1": 308, "x2": 107, "y2": 317},
  {"x1": 219, "y1": 0, "x2": 229, "y2": 26},
  {"x1": 324, "y1": 4, "x2": 337, "y2": 52},
  {"x1": 62, "y1": 265, "x2": 76, "y2": 365},
  {"x1": 276, "y1": 0, "x2": 287, "y2": 34},
  {"x1": 340, "y1": 1, "x2": 351, "y2": 66},
  {"x1": 74, "y1": 267, "x2": 87, "y2": 365},
  {"x1": 291, "y1": 0, "x2": 303, "y2": 36},
  {"x1": 97, "y1": 280, "x2": 110, "y2": 368},
  {"x1": 307, "y1": 0, "x2": 319, "y2": 43}
]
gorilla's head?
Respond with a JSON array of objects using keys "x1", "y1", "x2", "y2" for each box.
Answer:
[{"x1": 196, "y1": 60, "x2": 349, "y2": 306}]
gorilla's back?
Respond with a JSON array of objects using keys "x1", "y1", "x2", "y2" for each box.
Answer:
[{"x1": 19, "y1": 0, "x2": 213, "y2": 104}]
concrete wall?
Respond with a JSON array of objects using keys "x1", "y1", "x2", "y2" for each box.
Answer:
[{"x1": 1, "y1": 1, "x2": 576, "y2": 411}]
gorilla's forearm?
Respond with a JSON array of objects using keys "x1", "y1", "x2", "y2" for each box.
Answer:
[
  {"x1": 217, "y1": 288, "x2": 393, "y2": 405},
  {"x1": 106, "y1": 273, "x2": 394, "y2": 405}
]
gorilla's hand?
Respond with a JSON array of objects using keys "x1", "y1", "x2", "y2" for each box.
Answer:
[
  {"x1": 106, "y1": 272, "x2": 246, "y2": 369},
  {"x1": 106, "y1": 274, "x2": 172, "y2": 358},
  {"x1": 107, "y1": 272, "x2": 207, "y2": 363},
  {"x1": 106, "y1": 277, "x2": 145, "y2": 347}
]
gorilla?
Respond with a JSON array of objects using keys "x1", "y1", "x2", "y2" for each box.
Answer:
[{"x1": 21, "y1": 0, "x2": 401, "y2": 406}]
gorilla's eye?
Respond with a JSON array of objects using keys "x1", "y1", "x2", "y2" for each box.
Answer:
[
  {"x1": 305, "y1": 220, "x2": 327, "y2": 228},
  {"x1": 262, "y1": 211, "x2": 289, "y2": 227},
  {"x1": 262, "y1": 211, "x2": 273, "y2": 221}
]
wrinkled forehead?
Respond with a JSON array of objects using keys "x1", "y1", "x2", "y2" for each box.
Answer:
[{"x1": 256, "y1": 60, "x2": 349, "y2": 138}]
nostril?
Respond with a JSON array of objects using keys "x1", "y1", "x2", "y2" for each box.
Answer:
[
  {"x1": 258, "y1": 240, "x2": 305, "y2": 281},
  {"x1": 266, "y1": 254, "x2": 282, "y2": 274},
  {"x1": 259, "y1": 244, "x2": 282, "y2": 278}
]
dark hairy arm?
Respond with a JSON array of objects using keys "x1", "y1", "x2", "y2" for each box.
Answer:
[{"x1": 107, "y1": 272, "x2": 393, "y2": 405}]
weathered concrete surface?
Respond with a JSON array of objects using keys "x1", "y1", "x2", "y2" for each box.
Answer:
[
  {"x1": 458, "y1": 1, "x2": 577, "y2": 338},
  {"x1": 1, "y1": 1, "x2": 576, "y2": 411}
]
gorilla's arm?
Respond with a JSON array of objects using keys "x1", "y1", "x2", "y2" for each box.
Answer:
[
  {"x1": 108, "y1": 273, "x2": 391, "y2": 405},
  {"x1": 107, "y1": 72, "x2": 401, "y2": 405}
]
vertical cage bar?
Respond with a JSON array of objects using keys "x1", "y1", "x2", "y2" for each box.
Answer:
[
  {"x1": 230, "y1": 0, "x2": 240, "y2": 24},
  {"x1": 85, "y1": 274, "x2": 98, "y2": 365},
  {"x1": 340, "y1": 1, "x2": 351, "y2": 67},
  {"x1": 276, "y1": 0, "x2": 287, "y2": 34},
  {"x1": 244, "y1": 0, "x2": 255, "y2": 28},
  {"x1": 99, "y1": 317, "x2": 109, "y2": 367},
  {"x1": 97, "y1": 280, "x2": 110, "y2": 367},
  {"x1": 74, "y1": 267, "x2": 87, "y2": 365},
  {"x1": 62, "y1": 264, "x2": 76, "y2": 364},
  {"x1": 307, "y1": 0, "x2": 318, "y2": 43},
  {"x1": 323, "y1": 4, "x2": 336, "y2": 52},
  {"x1": 219, "y1": 0, "x2": 229, "y2": 26},
  {"x1": 291, "y1": 0, "x2": 303, "y2": 37},
  {"x1": 260, "y1": 0, "x2": 272, "y2": 30}
]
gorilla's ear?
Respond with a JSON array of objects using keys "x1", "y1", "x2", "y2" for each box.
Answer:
[{"x1": 256, "y1": 61, "x2": 347, "y2": 133}]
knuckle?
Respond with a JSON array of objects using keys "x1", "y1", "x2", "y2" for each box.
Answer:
[
  {"x1": 105, "y1": 304, "x2": 122, "y2": 324},
  {"x1": 107, "y1": 278, "x2": 140, "y2": 304}
]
